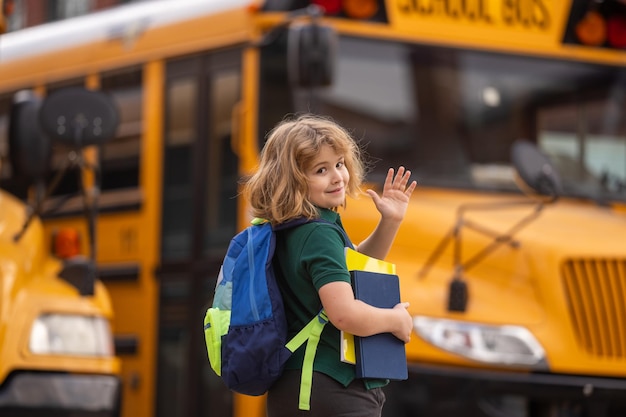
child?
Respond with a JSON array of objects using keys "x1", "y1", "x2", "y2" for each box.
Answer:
[{"x1": 242, "y1": 114, "x2": 416, "y2": 417}]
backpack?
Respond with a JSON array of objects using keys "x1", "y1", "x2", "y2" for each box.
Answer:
[{"x1": 204, "y1": 217, "x2": 350, "y2": 410}]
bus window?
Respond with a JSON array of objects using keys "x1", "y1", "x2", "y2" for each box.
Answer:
[
  {"x1": 204, "y1": 62, "x2": 239, "y2": 252},
  {"x1": 538, "y1": 93, "x2": 626, "y2": 202},
  {"x1": 162, "y1": 71, "x2": 197, "y2": 260},
  {"x1": 100, "y1": 67, "x2": 142, "y2": 192},
  {"x1": 158, "y1": 48, "x2": 241, "y2": 417},
  {"x1": 161, "y1": 51, "x2": 240, "y2": 261},
  {"x1": 293, "y1": 37, "x2": 417, "y2": 160},
  {"x1": 259, "y1": 34, "x2": 626, "y2": 201},
  {"x1": 48, "y1": 0, "x2": 92, "y2": 21}
]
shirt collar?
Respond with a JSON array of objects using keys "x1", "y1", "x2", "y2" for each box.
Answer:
[{"x1": 317, "y1": 207, "x2": 340, "y2": 223}]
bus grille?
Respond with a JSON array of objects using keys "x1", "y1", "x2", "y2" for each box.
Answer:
[{"x1": 562, "y1": 259, "x2": 626, "y2": 359}]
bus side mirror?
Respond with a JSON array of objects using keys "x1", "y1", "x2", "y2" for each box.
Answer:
[
  {"x1": 39, "y1": 87, "x2": 119, "y2": 148},
  {"x1": 8, "y1": 90, "x2": 52, "y2": 182},
  {"x1": 288, "y1": 22, "x2": 337, "y2": 88},
  {"x1": 511, "y1": 140, "x2": 562, "y2": 199}
]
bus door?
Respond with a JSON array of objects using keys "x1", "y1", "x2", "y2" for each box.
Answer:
[{"x1": 156, "y1": 48, "x2": 241, "y2": 417}]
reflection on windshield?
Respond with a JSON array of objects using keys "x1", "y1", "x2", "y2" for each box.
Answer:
[
  {"x1": 259, "y1": 34, "x2": 626, "y2": 203},
  {"x1": 539, "y1": 99, "x2": 626, "y2": 202}
]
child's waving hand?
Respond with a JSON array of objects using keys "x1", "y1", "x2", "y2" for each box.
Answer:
[{"x1": 366, "y1": 166, "x2": 417, "y2": 223}]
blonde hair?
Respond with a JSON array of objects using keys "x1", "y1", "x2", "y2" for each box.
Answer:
[{"x1": 243, "y1": 114, "x2": 365, "y2": 224}]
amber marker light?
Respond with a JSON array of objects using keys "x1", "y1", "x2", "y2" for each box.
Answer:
[
  {"x1": 575, "y1": 10, "x2": 607, "y2": 46},
  {"x1": 53, "y1": 228, "x2": 82, "y2": 259},
  {"x1": 247, "y1": 2, "x2": 261, "y2": 14},
  {"x1": 343, "y1": 0, "x2": 378, "y2": 20}
]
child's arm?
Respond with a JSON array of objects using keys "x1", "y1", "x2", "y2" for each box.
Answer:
[
  {"x1": 356, "y1": 166, "x2": 417, "y2": 260},
  {"x1": 319, "y1": 281, "x2": 413, "y2": 342}
]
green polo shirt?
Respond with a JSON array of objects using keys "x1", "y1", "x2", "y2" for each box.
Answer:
[{"x1": 274, "y1": 209, "x2": 387, "y2": 389}]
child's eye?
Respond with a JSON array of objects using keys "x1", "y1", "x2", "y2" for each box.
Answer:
[
  {"x1": 317, "y1": 167, "x2": 327, "y2": 174},
  {"x1": 336, "y1": 161, "x2": 344, "y2": 168}
]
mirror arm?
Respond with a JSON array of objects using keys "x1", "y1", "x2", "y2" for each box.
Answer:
[
  {"x1": 79, "y1": 161, "x2": 100, "y2": 264},
  {"x1": 460, "y1": 201, "x2": 545, "y2": 272},
  {"x1": 13, "y1": 153, "x2": 79, "y2": 242},
  {"x1": 417, "y1": 227, "x2": 456, "y2": 280},
  {"x1": 418, "y1": 197, "x2": 551, "y2": 313}
]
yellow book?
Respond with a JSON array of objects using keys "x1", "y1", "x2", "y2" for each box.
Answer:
[
  {"x1": 345, "y1": 247, "x2": 396, "y2": 274},
  {"x1": 341, "y1": 332, "x2": 356, "y2": 364},
  {"x1": 341, "y1": 248, "x2": 396, "y2": 364}
]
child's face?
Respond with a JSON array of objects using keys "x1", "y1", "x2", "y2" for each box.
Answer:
[{"x1": 305, "y1": 144, "x2": 349, "y2": 209}]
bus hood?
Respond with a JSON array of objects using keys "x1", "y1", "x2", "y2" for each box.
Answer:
[
  {"x1": 345, "y1": 188, "x2": 626, "y2": 258},
  {"x1": 407, "y1": 189, "x2": 626, "y2": 256},
  {"x1": 0, "y1": 190, "x2": 47, "y2": 272},
  {"x1": 343, "y1": 188, "x2": 626, "y2": 325}
]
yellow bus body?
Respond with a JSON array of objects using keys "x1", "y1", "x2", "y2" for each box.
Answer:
[
  {"x1": 0, "y1": 191, "x2": 121, "y2": 416},
  {"x1": 2, "y1": 0, "x2": 626, "y2": 416}
]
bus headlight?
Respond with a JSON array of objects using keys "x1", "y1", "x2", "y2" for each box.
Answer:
[
  {"x1": 413, "y1": 316, "x2": 547, "y2": 368},
  {"x1": 29, "y1": 314, "x2": 114, "y2": 356}
]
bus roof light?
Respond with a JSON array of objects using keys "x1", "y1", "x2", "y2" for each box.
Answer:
[
  {"x1": 575, "y1": 10, "x2": 607, "y2": 46},
  {"x1": 343, "y1": 0, "x2": 379, "y2": 20},
  {"x1": 607, "y1": 15, "x2": 626, "y2": 48},
  {"x1": 312, "y1": 0, "x2": 341, "y2": 15}
]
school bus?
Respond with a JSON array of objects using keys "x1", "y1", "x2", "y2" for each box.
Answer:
[
  {"x1": 2, "y1": 0, "x2": 626, "y2": 416},
  {"x1": 0, "y1": 86, "x2": 122, "y2": 417}
]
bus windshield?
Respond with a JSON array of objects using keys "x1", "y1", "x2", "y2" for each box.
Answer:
[{"x1": 259, "y1": 35, "x2": 626, "y2": 203}]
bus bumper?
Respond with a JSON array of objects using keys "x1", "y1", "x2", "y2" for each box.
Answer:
[
  {"x1": 0, "y1": 372, "x2": 121, "y2": 417},
  {"x1": 383, "y1": 363, "x2": 626, "y2": 417}
]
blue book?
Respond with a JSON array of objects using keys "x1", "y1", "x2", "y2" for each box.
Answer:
[{"x1": 351, "y1": 270, "x2": 408, "y2": 380}]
